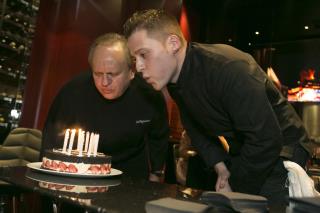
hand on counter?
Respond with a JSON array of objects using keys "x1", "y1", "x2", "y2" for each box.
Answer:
[
  {"x1": 149, "y1": 171, "x2": 165, "y2": 183},
  {"x1": 214, "y1": 161, "x2": 232, "y2": 192}
]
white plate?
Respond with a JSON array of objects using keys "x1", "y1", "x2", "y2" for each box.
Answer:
[
  {"x1": 26, "y1": 170, "x2": 121, "y2": 187},
  {"x1": 27, "y1": 162, "x2": 122, "y2": 178}
]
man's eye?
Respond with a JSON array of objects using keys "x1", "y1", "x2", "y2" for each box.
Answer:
[
  {"x1": 140, "y1": 53, "x2": 146, "y2": 59},
  {"x1": 94, "y1": 73, "x2": 103, "y2": 77},
  {"x1": 111, "y1": 72, "x2": 122, "y2": 78}
]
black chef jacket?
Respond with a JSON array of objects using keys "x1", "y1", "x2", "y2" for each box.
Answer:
[
  {"x1": 41, "y1": 71, "x2": 169, "y2": 179},
  {"x1": 168, "y1": 42, "x2": 311, "y2": 194}
]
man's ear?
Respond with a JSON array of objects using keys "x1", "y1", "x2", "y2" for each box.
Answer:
[
  {"x1": 129, "y1": 69, "x2": 135, "y2": 80},
  {"x1": 166, "y1": 34, "x2": 181, "y2": 54}
]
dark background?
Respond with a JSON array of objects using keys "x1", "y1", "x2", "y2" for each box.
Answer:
[
  {"x1": 17, "y1": 0, "x2": 320, "y2": 133},
  {"x1": 183, "y1": 0, "x2": 320, "y2": 88}
]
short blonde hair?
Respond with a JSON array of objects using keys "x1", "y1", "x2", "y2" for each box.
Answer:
[{"x1": 123, "y1": 9, "x2": 185, "y2": 44}]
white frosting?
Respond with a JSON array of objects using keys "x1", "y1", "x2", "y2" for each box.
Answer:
[{"x1": 42, "y1": 157, "x2": 111, "y2": 174}]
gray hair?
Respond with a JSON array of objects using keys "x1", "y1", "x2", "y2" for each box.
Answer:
[{"x1": 88, "y1": 33, "x2": 132, "y2": 68}]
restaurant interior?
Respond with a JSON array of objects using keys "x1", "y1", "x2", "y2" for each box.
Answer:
[{"x1": 1, "y1": 0, "x2": 320, "y2": 212}]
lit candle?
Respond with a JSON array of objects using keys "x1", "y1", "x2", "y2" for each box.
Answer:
[
  {"x1": 84, "y1": 131, "x2": 90, "y2": 153},
  {"x1": 87, "y1": 132, "x2": 95, "y2": 157},
  {"x1": 93, "y1": 134, "x2": 100, "y2": 157},
  {"x1": 62, "y1": 129, "x2": 70, "y2": 153},
  {"x1": 67, "y1": 129, "x2": 76, "y2": 155},
  {"x1": 77, "y1": 129, "x2": 82, "y2": 151},
  {"x1": 78, "y1": 130, "x2": 85, "y2": 156}
]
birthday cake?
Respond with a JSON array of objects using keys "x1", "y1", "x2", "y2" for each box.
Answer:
[
  {"x1": 41, "y1": 129, "x2": 112, "y2": 174},
  {"x1": 41, "y1": 149, "x2": 112, "y2": 174}
]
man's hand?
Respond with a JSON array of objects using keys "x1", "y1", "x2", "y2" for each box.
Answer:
[
  {"x1": 214, "y1": 161, "x2": 232, "y2": 192},
  {"x1": 149, "y1": 171, "x2": 164, "y2": 183}
]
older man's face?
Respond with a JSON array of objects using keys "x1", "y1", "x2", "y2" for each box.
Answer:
[{"x1": 91, "y1": 43, "x2": 134, "y2": 100}]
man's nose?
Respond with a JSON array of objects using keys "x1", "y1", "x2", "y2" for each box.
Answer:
[
  {"x1": 102, "y1": 74, "x2": 112, "y2": 86},
  {"x1": 136, "y1": 59, "x2": 144, "y2": 73}
]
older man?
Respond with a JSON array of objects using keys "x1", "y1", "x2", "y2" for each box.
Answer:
[{"x1": 41, "y1": 33, "x2": 169, "y2": 181}]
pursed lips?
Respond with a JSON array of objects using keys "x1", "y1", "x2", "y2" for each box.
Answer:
[
  {"x1": 102, "y1": 89, "x2": 113, "y2": 94},
  {"x1": 142, "y1": 75, "x2": 152, "y2": 84}
]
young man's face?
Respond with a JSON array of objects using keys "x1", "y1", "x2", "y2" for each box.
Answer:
[
  {"x1": 127, "y1": 30, "x2": 178, "y2": 91},
  {"x1": 91, "y1": 43, "x2": 134, "y2": 100}
]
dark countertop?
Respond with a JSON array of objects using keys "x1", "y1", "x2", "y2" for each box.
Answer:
[
  {"x1": 0, "y1": 166, "x2": 203, "y2": 212},
  {"x1": 2, "y1": 166, "x2": 319, "y2": 212}
]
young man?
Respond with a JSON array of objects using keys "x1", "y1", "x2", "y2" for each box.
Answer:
[
  {"x1": 41, "y1": 33, "x2": 169, "y2": 182},
  {"x1": 124, "y1": 9, "x2": 311, "y2": 205}
]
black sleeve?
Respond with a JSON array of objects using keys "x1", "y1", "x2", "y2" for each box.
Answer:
[
  {"x1": 147, "y1": 91, "x2": 170, "y2": 173},
  {"x1": 220, "y1": 60, "x2": 282, "y2": 194},
  {"x1": 178, "y1": 104, "x2": 229, "y2": 168}
]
